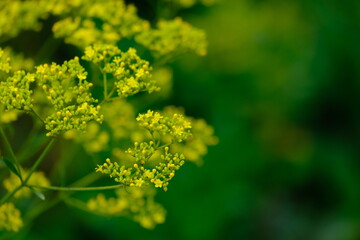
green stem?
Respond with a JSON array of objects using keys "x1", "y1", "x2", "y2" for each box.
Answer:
[
  {"x1": 0, "y1": 126, "x2": 23, "y2": 182},
  {"x1": 158, "y1": 141, "x2": 173, "y2": 149},
  {"x1": 99, "y1": 82, "x2": 117, "y2": 106},
  {"x1": 24, "y1": 173, "x2": 102, "y2": 222},
  {"x1": 35, "y1": 35, "x2": 62, "y2": 63},
  {"x1": 103, "y1": 70, "x2": 108, "y2": 99},
  {"x1": 29, "y1": 108, "x2": 45, "y2": 125},
  {"x1": 0, "y1": 185, "x2": 22, "y2": 204},
  {"x1": 18, "y1": 132, "x2": 47, "y2": 163},
  {"x1": 107, "y1": 86, "x2": 116, "y2": 99},
  {"x1": 100, "y1": 96, "x2": 122, "y2": 105},
  {"x1": 28, "y1": 184, "x2": 124, "y2": 192},
  {"x1": 24, "y1": 138, "x2": 56, "y2": 183},
  {"x1": 0, "y1": 138, "x2": 56, "y2": 204}
]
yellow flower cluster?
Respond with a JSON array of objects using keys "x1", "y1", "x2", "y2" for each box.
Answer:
[
  {"x1": 64, "y1": 99, "x2": 137, "y2": 153},
  {"x1": 0, "y1": 48, "x2": 33, "y2": 123},
  {"x1": 162, "y1": 106, "x2": 218, "y2": 165},
  {"x1": 0, "y1": 0, "x2": 217, "y2": 232},
  {"x1": 0, "y1": 1, "x2": 208, "y2": 63},
  {"x1": 136, "y1": 110, "x2": 192, "y2": 142},
  {"x1": 3, "y1": 171, "x2": 50, "y2": 199},
  {"x1": 0, "y1": 70, "x2": 35, "y2": 111},
  {"x1": 97, "y1": 146, "x2": 185, "y2": 191},
  {"x1": 0, "y1": 203, "x2": 23, "y2": 232},
  {"x1": 111, "y1": 49, "x2": 158, "y2": 97},
  {"x1": 0, "y1": 105, "x2": 20, "y2": 123},
  {"x1": 35, "y1": 57, "x2": 103, "y2": 136},
  {"x1": 82, "y1": 44, "x2": 121, "y2": 64},
  {"x1": 136, "y1": 18, "x2": 207, "y2": 58},
  {"x1": 96, "y1": 110, "x2": 189, "y2": 191},
  {"x1": 0, "y1": 1, "x2": 47, "y2": 41},
  {"x1": 0, "y1": 48, "x2": 11, "y2": 73},
  {"x1": 87, "y1": 187, "x2": 166, "y2": 229},
  {"x1": 83, "y1": 44, "x2": 159, "y2": 98},
  {"x1": 52, "y1": 0, "x2": 149, "y2": 48}
]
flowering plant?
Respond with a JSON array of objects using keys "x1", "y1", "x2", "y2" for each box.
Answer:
[{"x1": 0, "y1": 0, "x2": 217, "y2": 234}]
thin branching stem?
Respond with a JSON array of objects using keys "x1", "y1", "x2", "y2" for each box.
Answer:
[
  {"x1": 29, "y1": 107, "x2": 45, "y2": 125},
  {"x1": 28, "y1": 184, "x2": 124, "y2": 192},
  {"x1": 0, "y1": 138, "x2": 56, "y2": 204},
  {"x1": 0, "y1": 126, "x2": 23, "y2": 182},
  {"x1": 24, "y1": 138, "x2": 56, "y2": 183}
]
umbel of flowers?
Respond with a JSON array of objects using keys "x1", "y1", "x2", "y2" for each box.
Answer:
[{"x1": 0, "y1": 0, "x2": 217, "y2": 232}]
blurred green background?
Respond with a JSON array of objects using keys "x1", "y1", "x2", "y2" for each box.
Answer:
[{"x1": 3, "y1": 0, "x2": 360, "y2": 239}]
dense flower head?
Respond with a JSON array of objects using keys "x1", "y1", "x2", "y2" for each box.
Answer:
[
  {"x1": 96, "y1": 144, "x2": 185, "y2": 191},
  {"x1": 0, "y1": 0, "x2": 216, "y2": 232},
  {"x1": 0, "y1": 48, "x2": 32, "y2": 123},
  {"x1": 0, "y1": 1, "x2": 48, "y2": 41},
  {"x1": 110, "y1": 49, "x2": 158, "y2": 97},
  {"x1": 136, "y1": 110, "x2": 192, "y2": 143},
  {"x1": 44, "y1": 104, "x2": 102, "y2": 137},
  {"x1": 35, "y1": 57, "x2": 103, "y2": 136},
  {"x1": 53, "y1": 17, "x2": 103, "y2": 48},
  {"x1": 83, "y1": 44, "x2": 159, "y2": 98},
  {"x1": 36, "y1": 58, "x2": 93, "y2": 108},
  {"x1": 0, "y1": 203, "x2": 23, "y2": 232},
  {"x1": 52, "y1": 0, "x2": 149, "y2": 48},
  {"x1": 87, "y1": 187, "x2": 166, "y2": 229},
  {"x1": 161, "y1": 106, "x2": 218, "y2": 165},
  {"x1": 0, "y1": 70, "x2": 35, "y2": 111},
  {"x1": 136, "y1": 17, "x2": 207, "y2": 58},
  {"x1": 0, "y1": 48, "x2": 11, "y2": 73},
  {"x1": 82, "y1": 44, "x2": 121, "y2": 64},
  {"x1": 63, "y1": 99, "x2": 137, "y2": 153}
]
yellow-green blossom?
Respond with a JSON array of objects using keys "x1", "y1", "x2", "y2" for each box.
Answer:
[
  {"x1": 135, "y1": 17, "x2": 207, "y2": 59},
  {"x1": 52, "y1": 0, "x2": 149, "y2": 48},
  {"x1": 0, "y1": 105, "x2": 20, "y2": 123},
  {"x1": 110, "y1": 48, "x2": 158, "y2": 97},
  {"x1": 82, "y1": 44, "x2": 121, "y2": 65},
  {"x1": 162, "y1": 106, "x2": 218, "y2": 165},
  {"x1": 0, "y1": 203, "x2": 23, "y2": 232},
  {"x1": 83, "y1": 45, "x2": 159, "y2": 98},
  {"x1": 0, "y1": 70, "x2": 35, "y2": 111},
  {"x1": 35, "y1": 57, "x2": 103, "y2": 136},
  {"x1": 87, "y1": 187, "x2": 166, "y2": 229},
  {"x1": 0, "y1": 1, "x2": 48, "y2": 41},
  {"x1": 136, "y1": 110, "x2": 192, "y2": 142},
  {"x1": 96, "y1": 146, "x2": 185, "y2": 191},
  {"x1": 0, "y1": 48, "x2": 11, "y2": 73}
]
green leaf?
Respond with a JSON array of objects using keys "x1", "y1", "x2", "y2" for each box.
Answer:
[
  {"x1": 1, "y1": 157, "x2": 21, "y2": 178},
  {"x1": 29, "y1": 187, "x2": 46, "y2": 200}
]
